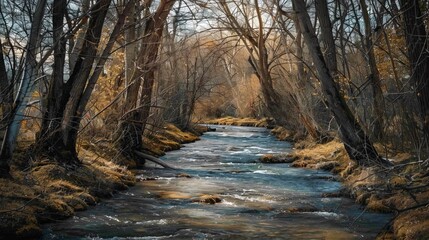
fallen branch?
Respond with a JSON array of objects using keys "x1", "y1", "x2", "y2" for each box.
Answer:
[{"x1": 134, "y1": 150, "x2": 178, "y2": 170}]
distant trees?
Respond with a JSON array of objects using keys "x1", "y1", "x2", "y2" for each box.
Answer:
[{"x1": 218, "y1": 0, "x2": 292, "y2": 126}]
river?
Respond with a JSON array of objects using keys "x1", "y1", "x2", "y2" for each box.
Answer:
[{"x1": 42, "y1": 125, "x2": 391, "y2": 239}]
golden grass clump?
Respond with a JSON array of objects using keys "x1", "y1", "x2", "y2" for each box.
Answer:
[
  {"x1": 202, "y1": 116, "x2": 262, "y2": 126},
  {"x1": 143, "y1": 123, "x2": 201, "y2": 156}
]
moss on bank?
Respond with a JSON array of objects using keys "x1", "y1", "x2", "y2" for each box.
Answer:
[{"x1": 0, "y1": 123, "x2": 203, "y2": 239}]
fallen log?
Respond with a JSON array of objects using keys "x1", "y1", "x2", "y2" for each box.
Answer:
[{"x1": 134, "y1": 150, "x2": 178, "y2": 169}]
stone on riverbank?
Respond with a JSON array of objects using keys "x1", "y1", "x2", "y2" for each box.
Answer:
[
  {"x1": 259, "y1": 154, "x2": 297, "y2": 163},
  {"x1": 192, "y1": 194, "x2": 222, "y2": 204}
]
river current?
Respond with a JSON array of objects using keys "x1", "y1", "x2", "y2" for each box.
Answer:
[{"x1": 42, "y1": 125, "x2": 391, "y2": 239}]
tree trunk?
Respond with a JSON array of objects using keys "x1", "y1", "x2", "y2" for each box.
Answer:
[
  {"x1": 315, "y1": 0, "x2": 337, "y2": 77},
  {"x1": 69, "y1": 0, "x2": 90, "y2": 71},
  {"x1": 115, "y1": 0, "x2": 176, "y2": 158},
  {"x1": 0, "y1": 38, "x2": 12, "y2": 176},
  {"x1": 359, "y1": 0, "x2": 385, "y2": 141},
  {"x1": 400, "y1": 0, "x2": 429, "y2": 142},
  {"x1": 293, "y1": 0, "x2": 391, "y2": 167},
  {"x1": 66, "y1": 0, "x2": 134, "y2": 154},
  {"x1": 36, "y1": 0, "x2": 113, "y2": 162},
  {"x1": 38, "y1": 0, "x2": 68, "y2": 159},
  {"x1": 60, "y1": 0, "x2": 111, "y2": 157},
  {"x1": 123, "y1": 0, "x2": 137, "y2": 96},
  {"x1": 0, "y1": 0, "x2": 47, "y2": 163}
]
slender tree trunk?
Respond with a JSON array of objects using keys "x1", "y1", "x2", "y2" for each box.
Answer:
[
  {"x1": 400, "y1": 0, "x2": 429, "y2": 142},
  {"x1": 115, "y1": 0, "x2": 176, "y2": 158},
  {"x1": 61, "y1": 0, "x2": 111, "y2": 149},
  {"x1": 315, "y1": 0, "x2": 337, "y2": 77},
  {"x1": 0, "y1": 39, "x2": 11, "y2": 121},
  {"x1": 0, "y1": 0, "x2": 47, "y2": 163},
  {"x1": 124, "y1": 0, "x2": 137, "y2": 94},
  {"x1": 293, "y1": 0, "x2": 391, "y2": 167},
  {"x1": 65, "y1": 0, "x2": 135, "y2": 150},
  {"x1": 0, "y1": 39, "x2": 12, "y2": 176},
  {"x1": 38, "y1": 0, "x2": 68, "y2": 157},
  {"x1": 138, "y1": 0, "x2": 176, "y2": 133},
  {"x1": 69, "y1": 0, "x2": 90, "y2": 71},
  {"x1": 359, "y1": 0, "x2": 385, "y2": 140}
]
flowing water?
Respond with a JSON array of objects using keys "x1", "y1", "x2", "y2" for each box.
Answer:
[{"x1": 42, "y1": 125, "x2": 391, "y2": 239}]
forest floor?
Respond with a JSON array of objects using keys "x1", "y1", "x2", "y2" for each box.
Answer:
[
  {"x1": 0, "y1": 123, "x2": 207, "y2": 239},
  {"x1": 202, "y1": 117, "x2": 429, "y2": 240}
]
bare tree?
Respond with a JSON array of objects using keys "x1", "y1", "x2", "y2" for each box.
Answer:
[
  {"x1": 218, "y1": 0, "x2": 291, "y2": 126},
  {"x1": 358, "y1": 0, "x2": 385, "y2": 140},
  {"x1": 400, "y1": 0, "x2": 429, "y2": 145},
  {"x1": 292, "y1": 0, "x2": 391, "y2": 167},
  {"x1": 115, "y1": 0, "x2": 176, "y2": 160},
  {"x1": 0, "y1": 0, "x2": 47, "y2": 170}
]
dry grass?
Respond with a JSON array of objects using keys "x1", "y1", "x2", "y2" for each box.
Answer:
[
  {"x1": 0, "y1": 122, "x2": 204, "y2": 238},
  {"x1": 143, "y1": 123, "x2": 202, "y2": 156},
  {"x1": 0, "y1": 148, "x2": 135, "y2": 238},
  {"x1": 285, "y1": 138, "x2": 429, "y2": 239},
  {"x1": 201, "y1": 116, "x2": 274, "y2": 128}
]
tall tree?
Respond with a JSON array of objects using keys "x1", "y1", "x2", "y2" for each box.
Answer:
[
  {"x1": 37, "y1": 0, "x2": 133, "y2": 161},
  {"x1": 0, "y1": 0, "x2": 47, "y2": 169},
  {"x1": 218, "y1": 0, "x2": 291, "y2": 126},
  {"x1": 315, "y1": 0, "x2": 337, "y2": 78},
  {"x1": 115, "y1": 0, "x2": 176, "y2": 160},
  {"x1": 0, "y1": 38, "x2": 12, "y2": 175},
  {"x1": 358, "y1": 0, "x2": 385, "y2": 140},
  {"x1": 400, "y1": 0, "x2": 429, "y2": 143},
  {"x1": 292, "y1": 0, "x2": 391, "y2": 167}
]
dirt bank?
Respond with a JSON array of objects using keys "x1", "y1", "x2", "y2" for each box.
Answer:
[{"x1": 0, "y1": 123, "x2": 204, "y2": 239}]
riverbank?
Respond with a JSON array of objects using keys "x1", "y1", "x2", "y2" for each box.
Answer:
[
  {"x1": 283, "y1": 140, "x2": 428, "y2": 239},
  {"x1": 203, "y1": 117, "x2": 429, "y2": 239},
  {"x1": 0, "y1": 123, "x2": 205, "y2": 239}
]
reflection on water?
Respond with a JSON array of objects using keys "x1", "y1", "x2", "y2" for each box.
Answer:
[{"x1": 42, "y1": 125, "x2": 391, "y2": 239}]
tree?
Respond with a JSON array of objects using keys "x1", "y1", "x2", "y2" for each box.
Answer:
[
  {"x1": 115, "y1": 0, "x2": 176, "y2": 160},
  {"x1": 0, "y1": 39, "x2": 13, "y2": 175},
  {"x1": 36, "y1": 0, "x2": 135, "y2": 162},
  {"x1": 218, "y1": 0, "x2": 291, "y2": 126},
  {"x1": 277, "y1": 0, "x2": 329, "y2": 141},
  {"x1": 292, "y1": 0, "x2": 391, "y2": 167},
  {"x1": 400, "y1": 0, "x2": 429, "y2": 145},
  {"x1": 358, "y1": 0, "x2": 385, "y2": 140},
  {"x1": 0, "y1": 0, "x2": 47, "y2": 173}
]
